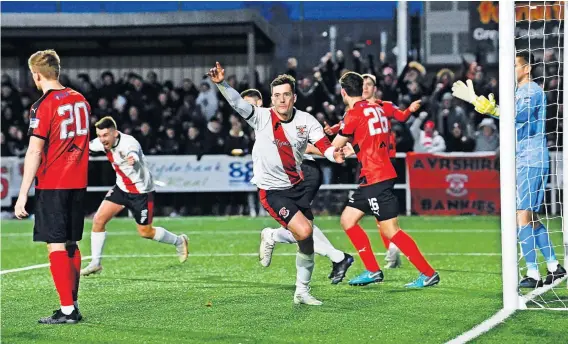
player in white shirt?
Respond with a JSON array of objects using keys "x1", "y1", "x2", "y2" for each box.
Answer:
[
  {"x1": 208, "y1": 62, "x2": 345, "y2": 305},
  {"x1": 80, "y1": 117, "x2": 189, "y2": 276},
  {"x1": 240, "y1": 89, "x2": 354, "y2": 285}
]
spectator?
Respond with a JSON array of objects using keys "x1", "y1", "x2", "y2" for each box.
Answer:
[
  {"x1": 178, "y1": 78, "x2": 199, "y2": 100},
  {"x1": 136, "y1": 122, "x2": 157, "y2": 155},
  {"x1": 436, "y1": 92, "x2": 470, "y2": 139},
  {"x1": 445, "y1": 122, "x2": 475, "y2": 152},
  {"x1": 474, "y1": 118, "x2": 499, "y2": 152},
  {"x1": 1, "y1": 132, "x2": 9, "y2": 156},
  {"x1": 196, "y1": 81, "x2": 218, "y2": 121},
  {"x1": 203, "y1": 118, "x2": 224, "y2": 154},
  {"x1": 99, "y1": 71, "x2": 120, "y2": 102},
  {"x1": 286, "y1": 57, "x2": 298, "y2": 80},
  {"x1": 7, "y1": 127, "x2": 26, "y2": 157},
  {"x1": 224, "y1": 120, "x2": 249, "y2": 156},
  {"x1": 184, "y1": 126, "x2": 205, "y2": 156},
  {"x1": 410, "y1": 112, "x2": 446, "y2": 153},
  {"x1": 156, "y1": 127, "x2": 180, "y2": 155}
]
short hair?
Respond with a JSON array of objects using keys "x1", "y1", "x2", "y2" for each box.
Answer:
[
  {"x1": 28, "y1": 49, "x2": 60, "y2": 80},
  {"x1": 362, "y1": 74, "x2": 377, "y2": 86},
  {"x1": 516, "y1": 51, "x2": 535, "y2": 66},
  {"x1": 240, "y1": 88, "x2": 263, "y2": 101},
  {"x1": 270, "y1": 74, "x2": 296, "y2": 94},
  {"x1": 339, "y1": 72, "x2": 364, "y2": 97},
  {"x1": 95, "y1": 116, "x2": 117, "y2": 130}
]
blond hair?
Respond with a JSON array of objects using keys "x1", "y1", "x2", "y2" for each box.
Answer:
[
  {"x1": 95, "y1": 116, "x2": 117, "y2": 130},
  {"x1": 28, "y1": 49, "x2": 60, "y2": 80}
]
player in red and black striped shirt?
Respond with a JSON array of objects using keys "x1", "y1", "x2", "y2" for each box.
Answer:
[
  {"x1": 15, "y1": 50, "x2": 89, "y2": 323},
  {"x1": 332, "y1": 72, "x2": 439, "y2": 288}
]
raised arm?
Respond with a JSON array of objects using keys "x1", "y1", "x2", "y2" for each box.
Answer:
[{"x1": 208, "y1": 62, "x2": 256, "y2": 123}]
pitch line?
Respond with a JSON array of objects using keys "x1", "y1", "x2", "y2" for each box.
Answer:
[
  {"x1": 0, "y1": 252, "x2": 500, "y2": 275},
  {"x1": 446, "y1": 308, "x2": 515, "y2": 344},
  {"x1": 0, "y1": 228, "x2": 501, "y2": 238}
]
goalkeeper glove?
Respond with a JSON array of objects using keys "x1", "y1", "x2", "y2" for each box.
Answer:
[
  {"x1": 451, "y1": 79, "x2": 478, "y2": 104},
  {"x1": 473, "y1": 93, "x2": 499, "y2": 117}
]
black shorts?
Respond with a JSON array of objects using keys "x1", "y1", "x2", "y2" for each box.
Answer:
[
  {"x1": 347, "y1": 179, "x2": 398, "y2": 221},
  {"x1": 33, "y1": 188, "x2": 86, "y2": 243},
  {"x1": 259, "y1": 182, "x2": 314, "y2": 227},
  {"x1": 301, "y1": 159, "x2": 323, "y2": 203},
  {"x1": 105, "y1": 185, "x2": 155, "y2": 225}
]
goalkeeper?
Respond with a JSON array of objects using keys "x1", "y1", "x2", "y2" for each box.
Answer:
[{"x1": 452, "y1": 51, "x2": 566, "y2": 288}]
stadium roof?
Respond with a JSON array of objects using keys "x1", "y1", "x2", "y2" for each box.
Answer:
[{"x1": 1, "y1": 9, "x2": 278, "y2": 56}]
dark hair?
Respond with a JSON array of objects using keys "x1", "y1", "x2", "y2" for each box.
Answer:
[
  {"x1": 270, "y1": 74, "x2": 296, "y2": 94},
  {"x1": 240, "y1": 88, "x2": 263, "y2": 101},
  {"x1": 339, "y1": 72, "x2": 364, "y2": 97},
  {"x1": 516, "y1": 51, "x2": 535, "y2": 66},
  {"x1": 362, "y1": 74, "x2": 377, "y2": 86},
  {"x1": 95, "y1": 116, "x2": 117, "y2": 130}
]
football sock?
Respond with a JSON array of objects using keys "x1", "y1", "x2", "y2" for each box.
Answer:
[
  {"x1": 533, "y1": 223, "x2": 559, "y2": 271},
  {"x1": 518, "y1": 224, "x2": 539, "y2": 277},
  {"x1": 313, "y1": 224, "x2": 345, "y2": 263},
  {"x1": 273, "y1": 227, "x2": 297, "y2": 243},
  {"x1": 61, "y1": 305, "x2": 75, "y2": 316},
  {"x1": 49, "y1": 251, "x2": 74, "y2": 311},
  {"x1": 66, "y1": 245, "x2": 81, "y2": 303},
  {"x1": 390, "y1": 230, "x2": 435, "y2": 277},
  {"x1": 153, "y1": 227, "x2": 180, "y2": 245},
  {"x1": 345, "y1": 225, "x2": 380, "y2": 272},
  {"x1": 295, "y1": 252, "x2": 315, "y2": 294},
  {"x1": 90, "y1": 231, "x2": 106, "y2": 266}
]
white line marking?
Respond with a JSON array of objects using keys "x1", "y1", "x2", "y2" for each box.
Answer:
[
  {"x1": 446, "y1": 275, "x2": 568, "y2": 343},
  {"x1": 0, "y1": 252, "x2": 500, "y2": 275},
  {"x1": 446, "y1": 308, "x2": 516, "y2": 344},
  {"x1": 0, "y1": 228, "x2": 502, "y2": 237}
]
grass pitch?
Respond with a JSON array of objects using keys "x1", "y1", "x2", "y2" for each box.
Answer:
[{"x1": 1, "y1": 216, "x2": 565, "y2": 343}]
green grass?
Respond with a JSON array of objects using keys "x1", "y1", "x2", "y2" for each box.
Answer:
[{"x1": 1, "y1": 216, "x2": 566, "y2": 344}]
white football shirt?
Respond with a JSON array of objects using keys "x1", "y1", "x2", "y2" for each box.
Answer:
[{"x1": 90, "y1": 132, "x2": 154, "y2": 193}]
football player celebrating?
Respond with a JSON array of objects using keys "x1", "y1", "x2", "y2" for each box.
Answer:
[{"x1": 81, "y1": 117, "x2": 189, "y2": 276}]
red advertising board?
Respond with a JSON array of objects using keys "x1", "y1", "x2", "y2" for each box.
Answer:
[{"x1": 406, "y1": 153, "x2": 501, "y2": 215}]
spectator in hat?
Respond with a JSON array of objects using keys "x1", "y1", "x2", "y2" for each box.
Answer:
[
  {"x1": 410, "y1": 112, "x2": 446, "y2": 153},
  {"x1": 474, "y1": 118, "x2": 499, "y2": 152}
]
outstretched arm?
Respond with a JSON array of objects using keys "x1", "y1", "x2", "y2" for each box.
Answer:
[{"x1": 208, "y1": 62, "x2": 256, "y2": 123}]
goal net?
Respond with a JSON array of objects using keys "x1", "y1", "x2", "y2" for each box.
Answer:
[{"x1": 513, "y1": 0, "x2": 567, "y2": 310}]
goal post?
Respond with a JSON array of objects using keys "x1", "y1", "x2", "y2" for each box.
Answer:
[
  {"x1": 498, "y1": 0, "x2": 521, "y2": 311},
  {"x1": 500, "y1": 0, "x2": 568, "y2": 311}
]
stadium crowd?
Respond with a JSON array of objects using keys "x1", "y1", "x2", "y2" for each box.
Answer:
[{"x1": 2, "y1": 49, "x2": 564, "y2": 159}]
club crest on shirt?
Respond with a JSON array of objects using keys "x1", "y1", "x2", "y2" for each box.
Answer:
[
  {"x1": 296, "y1": 125, "x2": 307, "y2": 138},
  {"x1": 279, "y1": 207, "x2": 290, "y2": 219}
]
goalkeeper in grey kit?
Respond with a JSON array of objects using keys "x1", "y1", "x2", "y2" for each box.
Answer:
[{"x1": 452, "y1": 51, "x2": 565, "y2": 288}]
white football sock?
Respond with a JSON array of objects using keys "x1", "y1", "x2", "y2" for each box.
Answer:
[
  {"x1": 547, "y1": 260, "x2": 559, "y2": 272},
  {"x1": 527, "y1": 268, "x2": 541, "y2": 281},
  {"x1": 90, "y1": 231, "x2": 106, "y2": 266},
  {"x1": 153, "y1": 227, "x2": 180, "y2": 245},
  {"x1": 60, "y1": 305, "x2": 74, "y2": 315},
  {"x1": 295, "y1": 252, "x2": 315, "y2": 294},
  {"x1": 272, "y1": 227, "x2": 297, "y2": 243},
  {"x1": 313, "y1": 224, "x2": 345, "y2": 263},
  {"x1": 389, "y1": 242, "x2": 399, "y2": 250}
]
